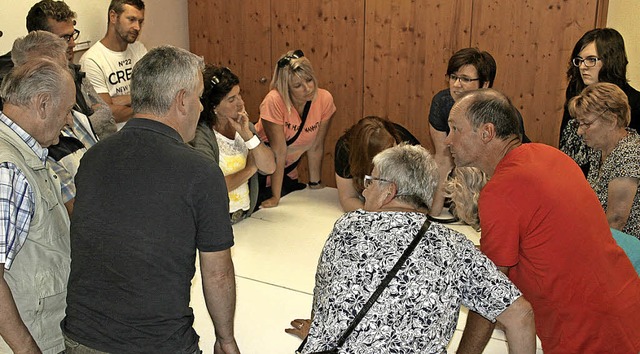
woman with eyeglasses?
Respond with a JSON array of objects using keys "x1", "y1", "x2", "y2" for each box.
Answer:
[
  {"x1": 287, "y1": 144, "x2": 534, "y2": 353},
  {"x1": 568, "y1": 82, "x2": 640, "y2": 239},
  {"x1": 255, "y1": 49, "x2": 336, "y2": 208},
  {"x1": 334, "y1": 116, "x2": 419, "y2": 212},
  {"x1": 190, "y1": 65, "x2": 275, "y2": 223},
  {"x1": 560, "y1": 28, "x2": 640, "y2": 174}
]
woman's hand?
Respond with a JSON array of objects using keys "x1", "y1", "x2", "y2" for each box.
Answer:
[
  {"x1": 285, "y1": 318, "x2": 311, "y2": 339},
  {"x1": 229, "y1": 110, "x2": 253, "y2": 140},
  {"x1": 261, "y1": 196, "x2": 280, "y2": 208}
]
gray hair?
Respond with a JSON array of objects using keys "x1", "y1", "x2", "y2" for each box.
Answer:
[
  {"x1": 270, "y1": 50, "x2": 318, "y2": 112},
  {"x1": 1, "y1": 58, "x2": 70, "y2": 107},
  {"x1": 458, "y1": 89, "x2": 522, "y2": 140},
  {"x1": 372, "y1": 144, "x2": 438, "y2": 209},
  {"x1": 11, "y1": 31, "x2": 67, "y2": 66},
  {"x1": 131, "y1": 45, "x2": 204, "y2": 116}
]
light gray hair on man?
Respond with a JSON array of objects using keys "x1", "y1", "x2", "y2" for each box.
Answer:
[
  {"x1": 11, "y1": 30, "x2": 68, "y2": 67},
  {"x1": 131, "y1": 45, "x2": 204, "y2": 117},
  {"x1": 372, "y1": 143, "x2": 439, "y2": 209},
  {"x1": 1, "y1": 58, "x2": 71, "y2": 107}
]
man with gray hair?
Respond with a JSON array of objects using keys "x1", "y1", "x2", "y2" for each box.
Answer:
[
  {"x1": 62, "y1": 46, "x2": 240, "y2": 354},
  {"x1": 445, "y1": 88, "x2": 640, "y2": 353},
  {"x1": 0, "y1": 59, "x2": 75, "y2": 353},
  {"x1": 12, "y1": 31, "x2": 99, "y2": 215}
]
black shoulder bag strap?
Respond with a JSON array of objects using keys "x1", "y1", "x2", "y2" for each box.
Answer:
[
  {"x1": 286, "y1": 100, "x2": 312, "y2": 146},
  {"x1": 281, "y1": 100, "x2": 311, "y2": 174},
  {"x1": 298, "y1": 218, "x2": 431, "y2": 354}
]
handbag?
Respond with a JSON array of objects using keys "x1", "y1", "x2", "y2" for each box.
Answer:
[
  {"x1": 296, "y1": 218, "x2": 431, "y2": 354},
  {"x1": 265, "y1": 100, "x2": 312, "y2": 175}
]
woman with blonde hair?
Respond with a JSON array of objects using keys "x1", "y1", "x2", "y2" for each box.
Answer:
[
  {"x1": 445, "y1": 167, "x2": 488, "y2": 231},
  {"x1": 255, "y1": 49, "x2": 336, "y2": 208},
  {"x1": 569, "y1": 82, "x2": 640, "y2": 239}
]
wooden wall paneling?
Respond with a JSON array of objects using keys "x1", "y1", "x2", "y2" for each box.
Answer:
[
  {"x1": 187, "y1": 0, "x2": 271, "y2": 121},
  {"x1": 271, "y1": 0, "x2": 366, "y2": 187},
  {"x1": 363, "y1": 0, "x2": 473, "y2": 153},
  {"x1": 471, "y1": 0, "x2": 600, "y2": 146}
]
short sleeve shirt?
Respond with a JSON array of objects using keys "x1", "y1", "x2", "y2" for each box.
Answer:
[{"x1": 255, "y1": 88, "x2": 335, "y2": 177}]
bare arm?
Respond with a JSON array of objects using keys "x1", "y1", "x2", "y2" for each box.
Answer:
[
  {"x1": 606, "y1": 177, "x2": 639, "y2": 231},
  {"x1": 229, "y1": 113, "x2": 275, "y2": 175},
  {"x1": 200, "y1": 249, "x2": 240, "y2": 354},
  {"x1": 336, "y1": 174, "x2": 363, "y2": 211},
  {"x1": 261, "y1": 120, "x2": 287, "y2": 208},
  {"x1": 495, "y1": 296, "x2": 536, "y2": 354},
  {"x1": 429, "y1": 126, "x2": 453, "y2": 216},
  {"x1": 306, "y1": 118, "x2": 332, "y2": 186},
  {"x1": 0, "y1": 268, "x2": 41, "y2": 354},
  {"x1": 99, "y1": 93, "x2": 133, "y2": 123}
]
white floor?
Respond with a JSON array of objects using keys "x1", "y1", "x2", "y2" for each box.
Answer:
[{"x1": 189, "y1": 187, "x2": 542, "y2": 353}]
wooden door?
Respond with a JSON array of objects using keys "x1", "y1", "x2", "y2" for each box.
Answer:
[
  {"x1": 363, "y1": 0, "x2": 473, "y2": 152},
  {"x1": 188, "y1": 0, "x2": 271, "y2": 121},
  {"x1": 271, "y1": 0, "x2": 366, "y2": 186}
]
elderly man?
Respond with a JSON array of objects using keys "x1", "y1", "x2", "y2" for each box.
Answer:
[
  {"x1": 11, "y1": 31, "x2": 99, "y2": 215},
  {"x1": 0, "y1": 0, "x2": 116, "y2": 139},
  {"x1": 62, "y1": 46, "x2": 240, "y2": 354},
  {"x1": 0, "y1": 59, "x2": 75, "y2": 353},
  {"x1": 445, "y1": 89, "x2": 640, "y2": 353},
  {"x1": 80, "y1": 0, "x2": 147, "y2": 126}
]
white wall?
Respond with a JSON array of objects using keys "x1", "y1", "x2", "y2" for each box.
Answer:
[
  {"x1": 0, "y1": 0, "x2": 189, "y2": 62},
  {"x1": 607, "y1": 0, "x2": 640, "y2": 86}
]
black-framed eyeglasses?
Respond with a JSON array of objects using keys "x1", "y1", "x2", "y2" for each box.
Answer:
[
  {"x1": 363, "y1": 175, "x2": 393, "y2": 189},
  {"x1": 572, "y1": 56, "x2": 601, "y2": 68},
  {"x1": 277, "y1": 49, "x2": 304, "y2": 68},
  {"x1": 211, "y1": 67, "x2": 232, "y2": 86},
  {"x1": 447, "y1": 73, "x2": 480, "y2": 84},
  {"x1": 61, "y1": 29, "x2": 80, "y2": 43}
]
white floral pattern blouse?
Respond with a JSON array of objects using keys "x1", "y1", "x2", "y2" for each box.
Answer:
[{"x1": 303, "y1": 210, "x2": 521, "y2": 353}]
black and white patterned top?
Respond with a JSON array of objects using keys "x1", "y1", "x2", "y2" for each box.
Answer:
[
  {"x1": 303, "y1": 210, "x2": 522, "y2": 354},
  {"x1": 560, "y1": 118, "x2": 592, "y2": 167},
  {"x1": 587, "y1": 129, "x2": 640, "y2": 239}
]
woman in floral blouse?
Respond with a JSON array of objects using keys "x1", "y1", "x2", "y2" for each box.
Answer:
[
  {"x1": 569, "y1": 82, "x2": 640, "y2": 239},
  {"x1": 289, "y1": 144, "x2": 535, "y2": 353}
]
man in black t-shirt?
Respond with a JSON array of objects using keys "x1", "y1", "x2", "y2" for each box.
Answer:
[{"x1": 61, "y1": 46, "x2": 240, "y2": 354}]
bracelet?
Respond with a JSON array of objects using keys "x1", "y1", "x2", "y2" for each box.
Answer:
[
  {"x1": 244, "y1": 135, "x2": 261, "y2": 150},
  {"x1": 308, "y1": 180, "x2": 321, "y2": 186}
]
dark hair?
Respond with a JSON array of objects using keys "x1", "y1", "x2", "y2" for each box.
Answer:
[
  {"x1": 446, "y1": 48, "x2": 497, "y2": 88},
  {"x1": 199, "y1": 65, "x2": 240, "y2": 128},
  {"x1": 26, "y1": 0, "x2": 76, "y2": 32},
  {"x1": 566, "y1": 28, "x2": 628, "y2": 97},
  {"x1": 108, "y1": 0, "x2": 145, "y2": 14},
  {"x1": 346, "y1": 116, "x2": 402, "y2": 194},
  {"x1": 460, "y1": 89, "x2": 522, "y2": 140}
]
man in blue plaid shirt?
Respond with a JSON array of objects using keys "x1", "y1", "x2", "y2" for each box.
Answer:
[{"x1": 0, "y1": 59, "x2": 75, "y2": 353}]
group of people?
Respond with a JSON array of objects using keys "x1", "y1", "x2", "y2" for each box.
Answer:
[
  {"x1": 288, "y1": 32, "x2": 640, "y2": 354},
  {"x1": 0, "y1": 1, "x2": 639, "y2": 354}
]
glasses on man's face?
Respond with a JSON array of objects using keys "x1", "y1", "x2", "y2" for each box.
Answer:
[
  {"x1": 448, "y1": 73, "x2": 480, "y2": 84},
  {"x1": 61, "y1": 29, "x2": 80, "y2": 43},
  {"x1": 363, "y1": 175, "x2": 393, "y2": 189},
  {"x1": 211, "y1": 67, "x2": 232, "y2": 86},
  {"x1": 575, "y1": 108, "x2": 609, "y2": 129},
  {"x1": 277, "y1": 49, "x2": 304, "y2": 68},
  {"x1": 572, "y1": 56, "x2": 601, "y2": 68}
]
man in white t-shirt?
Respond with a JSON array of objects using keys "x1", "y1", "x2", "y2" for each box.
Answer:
[{"x1": 80, "y1": 0, "x2": 147, "y2": 127}]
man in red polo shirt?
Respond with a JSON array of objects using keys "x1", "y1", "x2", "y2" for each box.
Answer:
[{"x1": 445, "y1": 88, "x2": 640, "y2": 353}]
